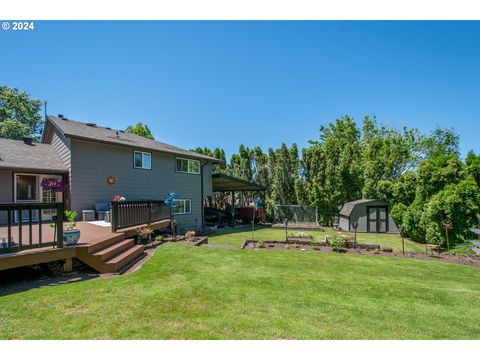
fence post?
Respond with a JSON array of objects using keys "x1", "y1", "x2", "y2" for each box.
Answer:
[{"x1": 56, "y1": 202, "x2": 64, "y2": 248}]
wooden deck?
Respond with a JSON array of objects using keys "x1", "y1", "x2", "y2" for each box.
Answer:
[
  {"x1": 0, "y1": 221, "x2": 112, "y2": 248},
  {"x1": 0, "y1": 220, "x2": 170, "y2": 272}
]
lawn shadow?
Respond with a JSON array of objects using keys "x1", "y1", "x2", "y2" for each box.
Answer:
[{"x1": 0, "y1": 262, "x2": 100, "y2": 297}]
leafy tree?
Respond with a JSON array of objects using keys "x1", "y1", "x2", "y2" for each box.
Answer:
[
  {"x1": 423, "y1": 126, "x2": 460, "y2": 158},
  {"x1": 0, "y1": 120, "x2": 30, "y2": 140},
  {"x1": 125, "y1": 122, "x2": 154, "y2": 140},
  {"x1": 303, "y1": 116, "x2": 362, "y2": 224},
  {"x1": 466, "y1": 150, "x2": 480, "y2": 187},
  {"x1": 0, "y1": 86, "x2": 43, "y2": 140},
  {"x1": 361, "y1": 116, "x2": 423, "y2": 198},
  {"x1": 420, "y1": 179, "x2": 480, "y2": 246}
]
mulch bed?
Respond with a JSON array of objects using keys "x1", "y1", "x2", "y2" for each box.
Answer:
[{"x1": 241, "y1": 240, "x2": 480, "y2": 267}]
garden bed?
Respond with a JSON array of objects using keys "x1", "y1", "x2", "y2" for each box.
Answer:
[
  {"x1": 241, "y1": 240, "x2": 480, "y2": 267},
  {"x1": 286, "y1": 232, "x2": 314, "y2": 242},
  {"x1": 164, "y1": 235, "x2": 208, "y2": 246}
]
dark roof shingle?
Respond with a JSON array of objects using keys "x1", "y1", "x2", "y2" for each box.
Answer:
[
  {"x1": 0, "y1": 139, "x2": 68, "y2": 172},
  {"x1": 339, "y1": 199, "x2": 378, "y2": 217},
  {"x1": 47, "y1": 116, "x2": 222, "y2": 163}
]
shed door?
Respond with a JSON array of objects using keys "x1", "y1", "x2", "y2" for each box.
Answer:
[{"x1": 367, "y1": 206, "x2": 388, "y2": 233}]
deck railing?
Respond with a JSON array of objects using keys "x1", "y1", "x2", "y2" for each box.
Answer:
[
  {"x1": 111, "y1": 200, "x2": 171, "y2": 232},
  {"x1": 0, "y1": 202, "x2": 64, "y2": 254}
]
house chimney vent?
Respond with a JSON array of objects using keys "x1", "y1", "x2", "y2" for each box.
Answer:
[
  {"x1": 86, "y1": 122, "x2": 97, "y2": 128},
  {"x1": 58, "y1": 114, "x2": 64, "y2": 118},
  {"x1": 23, "y1": 136, "x2": 33, "y2": 145}
]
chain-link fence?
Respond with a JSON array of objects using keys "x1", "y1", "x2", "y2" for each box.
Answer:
[{"x1": 273, "y1": 205, "x2": 318, "y2": 225}]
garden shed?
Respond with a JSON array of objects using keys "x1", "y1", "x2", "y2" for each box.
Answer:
[{"x1": 338, "y1": 199, "x2": 399, "y2": 234}]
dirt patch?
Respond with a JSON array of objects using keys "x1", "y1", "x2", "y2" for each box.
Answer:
[{"x1": 242, "y1": 240, "x2": 480, "y2": 267}]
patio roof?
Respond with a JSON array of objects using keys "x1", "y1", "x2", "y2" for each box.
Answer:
[{"x1": 212, "y1": 174, "x2": 266, "y2": 192}]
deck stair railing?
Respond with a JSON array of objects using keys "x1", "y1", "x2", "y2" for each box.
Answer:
[
  {"x1": 0, "y1": 202, "x2": 64, "y2": 254},
  {"x1": 111, "y1": 200, "x2": 171, "y2": 232}
]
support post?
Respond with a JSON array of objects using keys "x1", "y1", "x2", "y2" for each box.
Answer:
[
  {"x1": 56, "y1": 202, "x2": 64, "y2": 248},
  {"x1": 64, "y1": 257, "x2": 73, "y2": 272}
]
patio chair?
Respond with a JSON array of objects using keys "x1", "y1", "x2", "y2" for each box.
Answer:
[{"x1": 95, "y1": 202, "x2": 111, "y2": 222}]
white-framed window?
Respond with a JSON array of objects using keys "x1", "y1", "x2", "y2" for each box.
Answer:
[
  {"x1": 134, "y1": 150, "x2": 152, "y2": 169},
  {"x1": 176, "y1": 157, "x2": 200, "y2": 174},
  {"x1": 172, "y1": 199, "x2": 192, "y2": 215}
]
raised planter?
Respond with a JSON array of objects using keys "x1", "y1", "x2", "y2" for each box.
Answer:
[
  {"x1": 286, "y1": 235, "x2": 313, "y2": 242},
  {"x1": 166, "y1": 236, "x2": 208, "y2": 246}
]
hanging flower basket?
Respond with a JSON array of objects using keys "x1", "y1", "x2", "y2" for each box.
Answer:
[{"x1": 40, "y1": 178, "x2": 66, "y2": 193}]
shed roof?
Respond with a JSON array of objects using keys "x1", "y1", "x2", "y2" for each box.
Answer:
[
  {"x1": 339, "y1": 199, "x2": 379, "y2": 217},
  {"x1": 46, "y1": 115, "x2": 223, "y2": 163},
  {"x1": 212, "y1": 174, "x2": 266, "y2": 192},
  {"x1": 0, "y1": 139, "x2": 68, "y2": 173}
]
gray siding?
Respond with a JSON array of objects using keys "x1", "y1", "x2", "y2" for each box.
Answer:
[
  {"x1": 339, "y1": 215, "x2": 350, "y2": 231},
  {"x1": 70, "y1": 139, "x2": 207, "y2": 232},
  {"x1": 0, "y1": 170, "x2": 13, "y2": 224},
  {"x1": 51, "y1": 132, "x2": 71, "y2": 169},
  {"x1": 340, "y1": 200, "x2": 399, "y2": 234},
  {"x1": 203, "y1": 163, "x2": 213, "y2": 196}
]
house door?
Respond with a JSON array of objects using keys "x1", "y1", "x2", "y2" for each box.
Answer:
[
  {"x1": 367, "y1": 206, "x2": 388, "y2": 233},
  {"x1": 14, "y1": 174, "x2": 62, "y2": 222}
]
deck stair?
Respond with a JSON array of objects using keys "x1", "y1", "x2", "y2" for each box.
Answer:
[{"x1": 76, "y1": 233, "x2": 145, "y2": 273}]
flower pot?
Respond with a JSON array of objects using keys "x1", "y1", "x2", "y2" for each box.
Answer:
[{"x1": 63, "y1": 229, "x2": 81, "y2": 246}]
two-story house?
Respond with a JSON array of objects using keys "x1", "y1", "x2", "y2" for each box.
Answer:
[{"x1": 0, "y1": 115, "x2": 222, "y2": 232}]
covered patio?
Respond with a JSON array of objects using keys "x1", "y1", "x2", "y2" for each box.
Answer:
[{"x1": 205, "y1": 174, "x2": 267, "y2": 225}]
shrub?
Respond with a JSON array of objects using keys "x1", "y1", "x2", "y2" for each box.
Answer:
[
  {"x1": 330, "y1": 238, "x2": 344, "y2": 250},
  {"x1": 256, "y1": 239, "x2": 265, "y2": 248},
  {"x1": 155, "y1": 235, "x2": 164, "y2": 242}
]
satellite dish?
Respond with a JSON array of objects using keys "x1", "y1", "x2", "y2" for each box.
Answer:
[{"x1": 164, "y1": 192, "x2": 179, "y2": 207}]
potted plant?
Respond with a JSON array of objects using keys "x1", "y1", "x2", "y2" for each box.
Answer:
[
  {"x1": 63, "y1": 210, "x2": 81, "y2": 245},
  {"x1": 136, "y1": 226, "x2": 154, "y2": 244},
  {"x1": 41, "y1": 178, "x2": 66, "y2": 193}
]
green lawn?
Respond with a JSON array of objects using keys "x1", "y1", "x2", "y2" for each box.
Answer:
[
  {"x1": 1, "y1": 242, "x2": 480, "y2": 339},
  {"x1": 209, "y1": 226, "x2": 425, "y2": 253}
]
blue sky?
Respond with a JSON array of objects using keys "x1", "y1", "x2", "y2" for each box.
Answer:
[{"x1": 1, "y1": 21, "x2": 479, "y2": 158}]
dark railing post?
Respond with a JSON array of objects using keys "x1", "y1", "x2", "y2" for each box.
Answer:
[
  {"x1": 148, "y1": 201, "x2": 152, "y2": 225},
  {"x1": 56, "y1": 202, "x2": 64, "y2": 248},
  {"x1": 18, "y1": 205, "x2": 23, "y2": 249},
  {"x1": 7, "y1": 208, "x2": 12, "y2": 250},
  {"x1": 111, "y1": 201, "x2": 118, "y2": 232}
]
